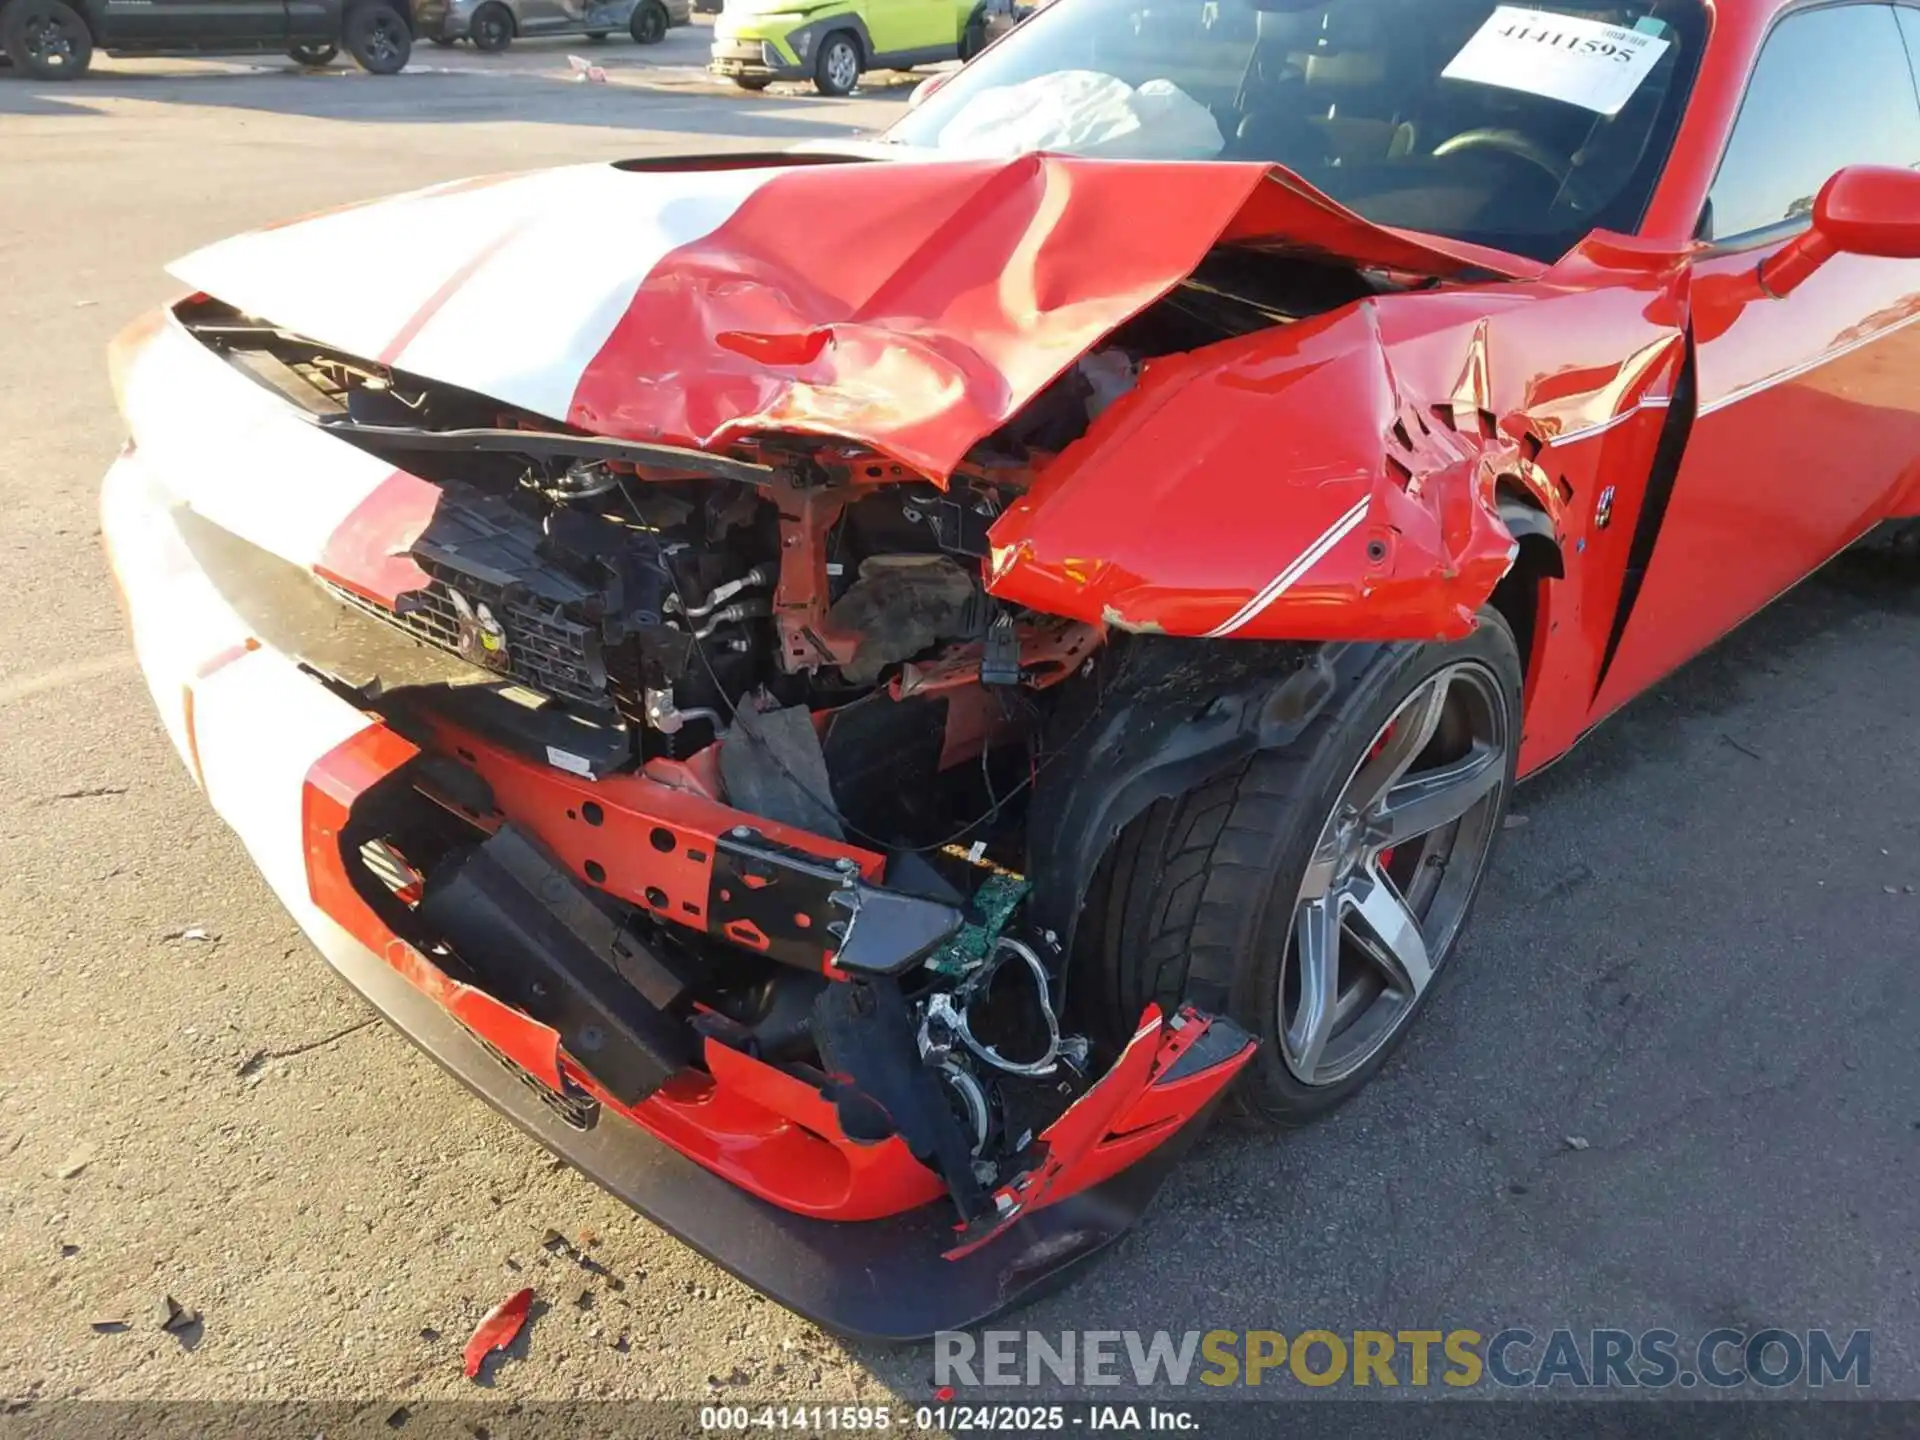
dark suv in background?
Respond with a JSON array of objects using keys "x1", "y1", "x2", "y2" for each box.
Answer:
[{"x1": 0, "y1": 0, "x2": 414, "y2": 77}]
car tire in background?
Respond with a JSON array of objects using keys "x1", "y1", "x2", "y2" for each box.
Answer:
[
  {"x1": 288, "y1": 40, "x2": 339, "y2": 64},
  {"x1": 343, "y1": 0, "x2": 412, "y2": 71},
  {"x1": 1, "y1": 0, "x2": 93, "y2": 80},
  {"x1": 629, "y1": 0, "x2": 667, "y2": 44},
  {"x1": 429, "y1": 34, "x2": 458, "y2": 45},
  {"x1": 585, "y1": 29, "x2": 608, "y2": 40},
  {"x1": 731, "y1": 76, "x2": 772, "y2": 90},
  {"x1": 1076, "y1": 610, "x2": 1521, "y2": 1129},
  {"x1": 469, "y1": 2, "x2": 513, "y2": 50},
  {"x1": 812, "y1": 29, "x2": 858, "y2": 95}
]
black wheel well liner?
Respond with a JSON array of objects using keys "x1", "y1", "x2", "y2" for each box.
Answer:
[
  {"x1": 1489, "y1": 480, "x2": 1565, "y2": 680},
  {"x1": 1024, "y1": 637, "x2": 1385, "y2": 958}
]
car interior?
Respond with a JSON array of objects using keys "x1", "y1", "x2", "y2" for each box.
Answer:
[{"x1": 914, "y1": 0, "x2": 1706, "y2": 260}]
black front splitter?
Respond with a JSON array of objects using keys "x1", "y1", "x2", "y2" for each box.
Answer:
[{"x1": 319, "y1": 929, "x2": 1216, "y2": 1343}]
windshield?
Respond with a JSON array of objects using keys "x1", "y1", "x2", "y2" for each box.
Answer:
[{"x1": 888, "y1": 0, "x2": 1705, "y2": 263}]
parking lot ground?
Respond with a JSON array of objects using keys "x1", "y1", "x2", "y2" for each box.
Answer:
[{"x1": 2, "y1": 60, "x2": 1918, "y2": 1410}]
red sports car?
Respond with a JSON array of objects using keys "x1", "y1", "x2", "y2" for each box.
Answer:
[{"x1": 104, "y1": 0, "x2": 1920, "y2": 1338}]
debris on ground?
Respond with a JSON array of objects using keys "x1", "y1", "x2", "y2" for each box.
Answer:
[
  {"x1": 59, "y1": 1244, "x2": 79, "y2": 1258},
  {"x1": 1501, "y1": 813, "x2": 1530, "y2": 831},
  {"x1": 463, "y1": 1287, "x2": 534, "y2": 1380},
  {"x1": 567, "y1": 55, "x2": 608, "y2": 83},
  {"x1": 1564, "y1": 1135, "x2": 1590, "y2": 1151},
  {"x1": 154, "y1": 1295, "x2": 201, "y2": 1333},
  {"x1": 55, "y1": 1144, "x2": 95, "y2": 1180},
  {"x1": 165, "y1": 926, "x2": 217, "y2": 943},
  {"x1": 90, "y1": 1319, "x2": 129, "y2": 1334}
]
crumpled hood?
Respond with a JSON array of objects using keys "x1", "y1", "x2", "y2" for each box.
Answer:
[{"x1": 169, "y1": 154, "x2": 1535, "y2": 479}]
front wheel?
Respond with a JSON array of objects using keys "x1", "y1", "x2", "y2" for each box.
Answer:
[
  {"x1": 468, "y1": 1, "x2": 513, "y2": 50},
  {"x1": 288, "y1": 40, "x2": 338, "y2": 64},
  {"x1": 343, "y1": 0, "x2": 412, "y2": 70},
  {"x1": 2, "y1": 0, "x2": 93, "y2": 79},
  {"x1": 628, "y1": 0, "x2": 666, "y2": 43},
  {"x1": 1079, "y1": 611, "x2": 1521, "y2": 1127},
  {"x1": 812, "y1": 30, "x2": 857, "y2": 95}
]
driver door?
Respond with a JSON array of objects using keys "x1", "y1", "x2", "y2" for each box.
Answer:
[{"x1": 1592, "y1": 2, "x2": 1920, "y2": 713}]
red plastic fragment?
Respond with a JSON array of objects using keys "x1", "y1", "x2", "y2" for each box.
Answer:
[{"x1": 463, "y1": 1287, "x2": 534, "y2": 1380}]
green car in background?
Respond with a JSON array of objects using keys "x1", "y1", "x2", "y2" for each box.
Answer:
[{"x1": 710, "y1": 0, "x2": 996, "y2": 96}]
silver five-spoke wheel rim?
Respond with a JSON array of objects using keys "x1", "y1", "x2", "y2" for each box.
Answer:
[
  {"x1": 825, "y1": 41, "x2": 857, "y2": 91},
  {"x1": 1279, "y1": 661, "x2": 1510, "y2": 1086}
]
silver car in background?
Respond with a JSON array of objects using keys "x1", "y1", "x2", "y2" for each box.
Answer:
[{"x1": 415, "y1": 0, "x2": 690, "y2": 51}]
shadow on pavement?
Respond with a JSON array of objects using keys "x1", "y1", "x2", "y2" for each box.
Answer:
[{"x1": 0, "y1": 59, "x2": 910, "y2": 135}]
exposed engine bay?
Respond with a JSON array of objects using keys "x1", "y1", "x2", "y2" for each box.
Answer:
[{"x1": 170, "y1": 251, "x2": 1367, "y2": 1234}]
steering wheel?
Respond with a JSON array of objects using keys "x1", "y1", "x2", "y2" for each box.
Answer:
[{"x1": 1431, "y1": 127, "x2": 1572, "y2": 184}]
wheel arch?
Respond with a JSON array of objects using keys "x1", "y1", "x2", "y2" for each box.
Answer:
[
  {"x1": 822, "y1": 19, "x2": 864, "y2": 64},
  {"x1": 466, "y1": 0, "x2": 511, "y2": 33},
  {"x1": 345, "y1": 0, "x2": 418, "y2": 30},
  {"x1": 1489, "y1": 480, "x2": 1565, "y2": 682},
  {"x1": 1025, "y1": 635, "x2": 1386, "y2": 958}
]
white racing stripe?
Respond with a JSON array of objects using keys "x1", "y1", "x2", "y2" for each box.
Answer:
[
  {"x1": 167, "y1": 163, "x2": 785, "y2": 426},
  {"x1": 1203, "y1": 497, "x2": 1371, "y2": 638},
  {"x1": 168, "y1": 171, "x2": 568, "y2": 366},
  {"x1": 397, "y1": 164, "x2": 785, "y2": 423}
]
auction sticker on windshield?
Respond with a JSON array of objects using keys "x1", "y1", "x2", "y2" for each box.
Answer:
[{"x1": 1442, "y1": 5, "x2": 1671, "y2": 116}]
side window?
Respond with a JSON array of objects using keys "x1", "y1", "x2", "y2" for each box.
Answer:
[{"x1": 1706, "y1": 4, "x2": 1920, "y2": 242}]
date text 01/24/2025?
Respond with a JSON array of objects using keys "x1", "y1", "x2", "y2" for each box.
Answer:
[{"x1": 698, "y1": 1405, "x2": 1201, "y2": 1432}]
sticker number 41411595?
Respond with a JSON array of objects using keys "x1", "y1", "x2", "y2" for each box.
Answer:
[{"x1": 1442, "y1": 4, "x2": 1672, "y2": 116}]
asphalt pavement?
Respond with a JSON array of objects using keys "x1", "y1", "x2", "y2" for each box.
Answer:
[{"x1": 2, "y1": 45, "x2": 1918, "y2": 1416}]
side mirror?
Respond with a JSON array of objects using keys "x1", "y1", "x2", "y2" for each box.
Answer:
[
  {"x1": 908, "y1": 70, "x2": 953, "y2": 109},
  {"x1": 1758, "y1": 165, "x2": 1920, "y2": 297}
]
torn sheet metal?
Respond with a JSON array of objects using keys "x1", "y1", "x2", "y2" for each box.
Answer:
[{"x1": 985, "y1": 235, "x2": 1693, "y2": 670}]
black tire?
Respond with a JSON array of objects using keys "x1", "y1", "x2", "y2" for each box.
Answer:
[
  {"x1": 2, "y1": 0, "x2": 93, "y2": 80},
  {"x1": 1078, "y1": 611, "x2": 1522, "y2": 1129},
  {"x1": 628, "y1": 0, "x2": 666, "y2": 44},
  {"x1": 468, "y1": 1, "x2": 512, "y2": 50},
  {"x1": 429, "y1": 34, "x2": 458, "y2": 45},
  {"x1": 585, "y1": 29, "x2": 609, "y2": 39},
  {"x1": 731, "y1": 74, "x2": 772, "y2": 90},
  {"x1": 288, "y1": 40, "x2": 338, "y2": 64},
  {"x1": 343, "y1": 0, "x2": 411, "y2": 70},
  {"x1": 812, "y1": 28, "x2": 857, "y2": 95}
]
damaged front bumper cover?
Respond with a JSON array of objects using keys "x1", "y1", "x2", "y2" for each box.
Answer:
[{"x1": 103, "y1": 445, "x2": 1254, "y2": 1339}]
